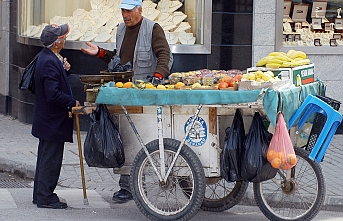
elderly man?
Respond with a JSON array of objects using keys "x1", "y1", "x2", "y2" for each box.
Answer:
[
  {"x1": 81, "y1": 0, "x2": 171, "y2": 203},
  {"x1": 32, "y1": 23, "x2": 80, "y2": 209},
  {"x1": 81, "y1": 0, "x2": 171, "y2": 82}
]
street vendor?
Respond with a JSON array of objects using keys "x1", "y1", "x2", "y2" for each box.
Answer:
[
  {"x1": 80, "y1": 0, "x2": 172, "y2": 82},
  {"x1": 80, "y1": 0, "x2": 172, "y2": 204}
]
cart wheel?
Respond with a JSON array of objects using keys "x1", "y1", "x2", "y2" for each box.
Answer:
[
  {"x1": 253, "y1": 147, "x2": 325, "y2": 221},
  {"x1": 130, "y1": 138, "x2": 206, "y2": 221},
  {"x1": 178, "y1": 177, "x2": 249, "y2": 212},
  {"x1": 201, "y1": 178, "x2": 248, "y2": 212}
]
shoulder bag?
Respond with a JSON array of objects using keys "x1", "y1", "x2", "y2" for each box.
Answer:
[{"x1": 18, "y1": 53, "x2": 40, "y2": 94}]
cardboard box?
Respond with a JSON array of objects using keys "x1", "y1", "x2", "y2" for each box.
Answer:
[
  {"x1": 247, "y1": 63, "x2": 315, "y2": 85},
  {"x1": 238, "y1": 79, "x2": 292, "y2": 91}
]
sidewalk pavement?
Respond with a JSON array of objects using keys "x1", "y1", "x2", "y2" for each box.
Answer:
[{"x1": 0, "y1": 114, "x2": 342, "y2": 211}]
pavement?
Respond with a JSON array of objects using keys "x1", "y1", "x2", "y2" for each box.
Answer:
[{"x1": 0, "y1": 113, "x2": 342, "y2": 211}]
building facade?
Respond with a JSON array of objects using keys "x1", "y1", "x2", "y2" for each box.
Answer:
[{"x1": 0, "y1": 0, "x2": 342, "y2": 131}]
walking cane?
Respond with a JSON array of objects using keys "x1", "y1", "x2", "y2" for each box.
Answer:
[{"x1": 70, "y1": 108, "x2": 89, "y2": 205}]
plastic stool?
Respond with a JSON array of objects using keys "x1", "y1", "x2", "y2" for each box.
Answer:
[{"x1": 288, "y1": 94, "x2": 343, "y2": 162}]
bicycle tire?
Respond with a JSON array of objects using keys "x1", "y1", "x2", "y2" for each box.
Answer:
[
  {"x1": 130, "y1": 138, "x2": 206, "y2": 221},
  {"x1": 200, "y1": 178, "x2": 249, "y2": 212},
  {"x1": 253, "y1": 147, "x2": 325, "y2": 221}
]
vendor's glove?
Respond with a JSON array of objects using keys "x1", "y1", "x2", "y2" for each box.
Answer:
[{"x1": 147, "y1": 72, "x2": 164, "y2": 87}]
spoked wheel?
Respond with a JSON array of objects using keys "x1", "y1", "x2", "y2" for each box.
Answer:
[
  {"x1": 201, "y1": 178, "x2": 249, "y2": 212},
  {"x1": 130, "y1": 138, "x2": 206, "y2": 221},
  {"x1": 180, "y1": 176, "x2": 249, "y2": 212},
  {"x1": 253, "y1": 147, "x2": 325, "y2": 221}
]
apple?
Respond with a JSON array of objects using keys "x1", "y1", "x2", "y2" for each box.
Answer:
[{"x1": 218, "y1": 82, "x2": 229, "y2": 89}]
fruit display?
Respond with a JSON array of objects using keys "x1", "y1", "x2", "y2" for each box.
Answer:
[
  {"x1": 113, "y1": 69, "x2": 243, "y2": 90},
  {"x1": 242, "y1": 70, "x2": 281, "y2": 83},
  {"x1": 256, "y1": 50, "x2": 310, "y2": 69}
]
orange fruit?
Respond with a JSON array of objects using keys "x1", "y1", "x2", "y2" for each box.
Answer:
[
  {"x1": 123, "y1": 82, "x2": 133, "y2": 88},
  {"x1": 287, "y1": 154, "x2": 297, "y2": 165},
  {"x1": 266, "y1": 150, "x2": 275, "y2": 161},
  {"x1": 271, "y1": 158, "x2": 281, "y2": 169},
  {"x1": 277, "y1": 152, "x2": 284, "y2": 161}
]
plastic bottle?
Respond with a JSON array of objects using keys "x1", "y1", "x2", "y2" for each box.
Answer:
[{"x1": 296, "y1": 122, "x2": 312, "y2": 148}]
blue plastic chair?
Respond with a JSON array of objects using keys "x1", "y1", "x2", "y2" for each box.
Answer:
[{"x1": 288, "y1": 94, "x2": 343, "y2": 162}]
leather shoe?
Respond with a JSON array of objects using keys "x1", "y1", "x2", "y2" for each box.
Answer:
[
  {"x1": 112, "y1": 189, "x2": 133, "y2": 204},
  {"x1": 37, "y1": 201, "x2": 67, "y2": 209}
]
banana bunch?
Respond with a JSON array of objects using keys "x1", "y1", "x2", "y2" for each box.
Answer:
[{"x1": 256, "y1": 50, "x2": 310, "y2": 68}]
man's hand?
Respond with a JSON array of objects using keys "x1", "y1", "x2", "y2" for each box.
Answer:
[
  {"x1": 75, "y1": 100, "x2": 81, "y2": 107},
  {"x1": 80, "y1": 42, "x2": 98, "y2": 56},
  {"x1": 63, "y1": 58, "x2": 71, "y2": 71}
]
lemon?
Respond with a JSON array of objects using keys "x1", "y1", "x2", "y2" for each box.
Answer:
[
  {"x1": 191, "y1": 82, "x2": 202, "y2": 89},
  {"x1": 175, "y1": 82, "x2": 185, "y2": 89},
  {"x1": 115, "y1": 82, "x2": 124, "y2": 88},
  {"x1": 248, "y1": 73, "x2": 256, "y2": 80},
  {"x1": 145, "y1": 83, "x2": 156, "y2": 89},
  {"x1": 123, "y1": 82, "x2": 133, "y2": 88},
  {"x1": 165, "y1": 84, "x2": 175, "y2": 89},
  {"x1": 157, "y1": 84, "x2": 166, "y2": 90}
]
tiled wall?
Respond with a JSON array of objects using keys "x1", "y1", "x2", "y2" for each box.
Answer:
[{"x1": 252, "y1": 0, "x2": 277, "y2": 66}]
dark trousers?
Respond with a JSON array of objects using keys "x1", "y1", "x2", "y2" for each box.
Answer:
[
  {"x1": 119, "y1": 174, "x2": 131, "y2": 192},
  {"x1": 33, "y1": 139, "x2": 64, "y2": 205}
]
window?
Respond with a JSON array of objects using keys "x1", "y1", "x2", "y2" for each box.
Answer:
[
  {"x1": 18, "y1": 0, "x2": 211, "y2": 53},
  {"x1": 283, "y1": 0, "x2": 343, "y2": 47}
]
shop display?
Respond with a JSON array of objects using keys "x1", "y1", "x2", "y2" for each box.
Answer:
[
  {"x1": 292, "y1": 4, "x2": 309, "y2": 27},
  {"x1": 282, "y1": 1, "x2": 343, "y2": 46},
  {"x1": 311, "y1": 2, "x2": 329, "y2": 23},
  {"x1": 283, "y1": 1, "x2": 293, "y2": 23},
  {"x1": 22, "y1": 0, "x2": 196, "y2": 45}
]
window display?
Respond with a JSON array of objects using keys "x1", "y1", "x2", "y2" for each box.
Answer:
[
  {"x1": 282, "y1": 0, "x2": 343, "y2": 47},
  {"x1": 19, "y1": 0, "x2": 211, "y2": 53}
]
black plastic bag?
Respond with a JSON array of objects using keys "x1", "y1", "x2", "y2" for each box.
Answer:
[
  {"x1": 241, "y1": 112, "x2": 277, "y2": 182},
  {"x1": 18, "y1": 53, "x2": 40, "y2": 94},
  {"x1": 84, "y1": 104, "x2": 125, "y2": 168},
  {"x1": 108, "y1": 55, "x2": 132, "y2": 72},
  {"x1": 221, "y1": 109, "x2": 245, "y2": 182}
]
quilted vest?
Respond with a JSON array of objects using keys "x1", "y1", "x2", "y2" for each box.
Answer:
[{"x1": 116, "y1": 18, "x2": 157, "y2": 81}]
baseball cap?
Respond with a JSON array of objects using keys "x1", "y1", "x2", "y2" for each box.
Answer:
[
  {"x1": 119, "y1": 0, "x2": 142, "y2": 10},
  {"x1": 40, "y1": 23, "x2": 70, "y2": 46}
]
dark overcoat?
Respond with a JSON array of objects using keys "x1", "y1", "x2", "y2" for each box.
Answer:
[{"x1": 32, "y1": 47, "x2": 76, "y2": 142}]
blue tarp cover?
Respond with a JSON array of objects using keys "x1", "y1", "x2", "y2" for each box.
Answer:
[{"x1": 96, "y1": 81, "x2": 325, "y2": 127}]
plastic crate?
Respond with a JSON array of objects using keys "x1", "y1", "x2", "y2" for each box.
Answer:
[{"x1": 305, "y1": 95, "x2": 341, "y2": 154}]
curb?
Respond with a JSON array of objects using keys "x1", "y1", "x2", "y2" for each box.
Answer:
[
  {"x1": 0, "y1": 157, "x2": 35, "y2": 179},
  {"x1": 1, "y1": 157, "x2": 343, "y2": 212}
]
